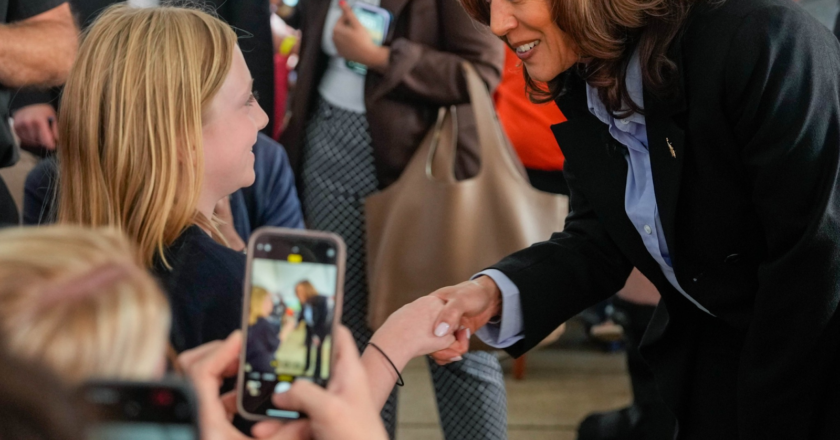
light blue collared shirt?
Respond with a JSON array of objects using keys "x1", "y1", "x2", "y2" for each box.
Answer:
[{"x1": 476, "y1": 50, "x2": 711, "y2": 349}]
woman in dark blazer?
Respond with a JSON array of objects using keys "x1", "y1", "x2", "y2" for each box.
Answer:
[
  {"x1": 427, "y1": 0, "x2": 840, "y2": 439},
  {"x1": 295, "y1": 281, "x2": 331, "y2": 381},
  {"x1": 281, "y1": 0, "x2": 505, "y2": 437}
]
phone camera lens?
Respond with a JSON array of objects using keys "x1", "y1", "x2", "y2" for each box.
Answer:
[
  {"x1": 264, "y1": 244, "x2": 272, "y2": 252},
  {"x1": 257, "y1": 244, "x2": 264, "y2": 251},
  {"x1": 326, "y1": 249, "x2": 335, "y2": 258}
]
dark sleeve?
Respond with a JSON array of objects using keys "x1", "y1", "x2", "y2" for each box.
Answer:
[
  {"x1": 491, "y1": 158, "x2": 633, "y2": 357},
  {"x1": 722, "y1": 6, "x2": 840, "y2": 439},
  {"x1": 8, "y1": 0, "x2": 66, "y2": 22},
  {"x1": 367, "y1": 0, "x2": 504, "y2": 105},
  {"x1": 241, "y1": 133, "x2": 305, "y2": 230},
  {"x1": 10, "y1": 89, "x2": 57, "y2": 113}
]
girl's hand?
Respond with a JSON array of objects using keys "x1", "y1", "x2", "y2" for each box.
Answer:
[{"x1": 370, "y1": 296, "x2": 463, "y2": 366}]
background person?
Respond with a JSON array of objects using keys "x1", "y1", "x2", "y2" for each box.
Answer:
[
  {"x1": 0, "y1": 226, "x2": 170, "y2": 383},
  {"x1": 281, "y1": 0, "x2": 506, "y2": 435},
  {"x1": 427, "y1": 0, "x2": 840, "y2": 438},
  {"x1": 0, "y1": 0, "x2": 77, "y2": 225},
  {"x1": 0, "y1": 349, "x2": 87, "y2": 440}
]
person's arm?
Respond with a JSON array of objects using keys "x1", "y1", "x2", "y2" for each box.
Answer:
[
  {"x1": 0, "y1": 3, "x2": 78, "y2": 88},
  {"x1": 359, "y1": 296, "x2": 461, "y2": 409},
  {"x1": 334, "y1": 0, "x2": 503, "y2": 105},
  {"x1": 721, "y1": 7, "x2": 840, "y2": 439},
  {"x1": 430, "y1": 157, "x2": 634, "y2": 362}
]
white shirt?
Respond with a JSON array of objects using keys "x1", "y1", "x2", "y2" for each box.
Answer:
[{"x1": 317, "y1": 0, "x2": 381, "y2": 113}]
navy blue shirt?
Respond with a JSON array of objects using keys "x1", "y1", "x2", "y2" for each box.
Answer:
[{"x1": 154, "y1": 225, "x2": 246, "y2": 352}]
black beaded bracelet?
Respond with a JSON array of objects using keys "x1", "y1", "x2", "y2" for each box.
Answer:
[{"x1": 366, "y1": 342, "x2": 405, "y2": 387}]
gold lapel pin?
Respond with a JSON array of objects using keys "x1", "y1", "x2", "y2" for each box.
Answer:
[{"x1": 666, "y1": 138, "x2": 676, "y2": 159}]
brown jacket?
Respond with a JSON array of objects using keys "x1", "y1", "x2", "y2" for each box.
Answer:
[{"x1": 281, "y1": 0, "x2": 504, "y2": 188}]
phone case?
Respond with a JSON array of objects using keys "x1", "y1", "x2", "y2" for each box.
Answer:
[
  {"x1": 346, "y1": 3, "x2": 392, "y2": 75},
  {"x1": 236, "y1": 227, "x2": 346, "y2": 421}
]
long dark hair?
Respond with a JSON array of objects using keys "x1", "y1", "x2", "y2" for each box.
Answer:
[{"x1": 460, "y1": 0, "x2": 704, "y2": 117}]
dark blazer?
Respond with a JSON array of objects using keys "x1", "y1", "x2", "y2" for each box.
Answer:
[
  {"x1": 281, "y1": 0, "x2": 504, "y2": 188},
  {"x1": 301, "y1": 295, "x2": 331, "y2": 340},
  {"x1": 491, "y1": 0, "x2": 840, "y2": 438}
]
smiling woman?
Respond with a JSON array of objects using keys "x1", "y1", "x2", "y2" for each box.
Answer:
[
  {"x1": 429, "y1": 0, "x2": 840, "y2": 439},
  {"x1": 461, "y1": 0, "x2": 696, "y2": 114}
]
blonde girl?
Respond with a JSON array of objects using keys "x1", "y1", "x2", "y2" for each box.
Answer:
[{"x1": 57, "y1": 4, "x2": 268, "y2": 352}]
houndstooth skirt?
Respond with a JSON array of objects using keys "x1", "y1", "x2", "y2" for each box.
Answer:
[{"x1": 300, "y1": 98, "x2": 507, "y2": 440}]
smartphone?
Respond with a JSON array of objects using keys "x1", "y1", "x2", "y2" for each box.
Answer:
[
  {"x1": 346, "y1": 3, "x2": 392, "y2": 75},
  {"x1": 237, "y1": 227, "x2": 346, "y2": 420},
  {"x1": 79, "y1": 380, "x2": 199, "y2": 440}
]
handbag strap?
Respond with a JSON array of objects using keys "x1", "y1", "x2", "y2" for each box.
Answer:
[
  {"x1": 461, "y1": 62, "x2": 530, "y2": 183},
  {"x1": 424, "y1": 63, "x2": 530, "y2": 185},
  {"x1": 426, "y1": 106, "x2": 459, "y2": 184},
  {"x1": 388, "y1": 63, "x2": 530, "y2": 191}
]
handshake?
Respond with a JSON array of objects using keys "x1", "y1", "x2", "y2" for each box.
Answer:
[
  {"x1": 376, "y1": 275, "x2": 504, "y2": 365},
  {"x1": 178, "y1": 276, "x2": 503, "y2": 440}
]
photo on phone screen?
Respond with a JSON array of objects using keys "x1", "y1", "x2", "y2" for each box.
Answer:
[
  {"x1": 80, "y1": 381, "x2": 198, "y2": 440},
  {"x1": 238, "y1": 228, "x2": 345, "y2": 420}
]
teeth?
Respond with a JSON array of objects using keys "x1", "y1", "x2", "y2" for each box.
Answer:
[{"x1": 516, "y1": 40, "x2": 540, "y2": 53}]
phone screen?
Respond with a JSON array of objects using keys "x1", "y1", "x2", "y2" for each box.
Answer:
[
  {"x1": 81, "y1": 381, "x2": 198, "y2": 440},
  {"x1": 240, "y1": 230, "x2": 343, "y2": 419}
]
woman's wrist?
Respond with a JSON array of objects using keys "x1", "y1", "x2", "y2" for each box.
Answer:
[
  {"x1": 473, "y1": 275, "x2": 503, "y2": 319},
  {"x1": 364, "y1": 46, "x2": 390, "y2": 74}
]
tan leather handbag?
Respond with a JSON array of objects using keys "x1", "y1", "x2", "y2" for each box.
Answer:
[{"x1": 365, "y1": 62, "x2": 569, "y2": 331}]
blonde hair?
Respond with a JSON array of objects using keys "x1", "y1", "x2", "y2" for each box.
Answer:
[
  {"x1": 249, "y1": 286, "x2": 270, "y2": 326},
  {"x1": 0, "y1": 226, "x2": 171, "y2": 384},
  {"x1": 57, "y1": 4, "x2": 238, "y2": 267},
  {"x1": 295, "y1": 280, "x2": 319, "y2": 301}
]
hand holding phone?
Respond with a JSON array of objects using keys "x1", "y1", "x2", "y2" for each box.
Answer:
[
  {"x1": 178, "y1": 332, "x2": 308, "y2": 440},
  {"x1": 238, "y1": 228, "x2": 346, "y2": 421},
  {"x1": 262, "y1": 326, "x2": 389, "y2": 440},
  {"x1": 333, "y1": 1, "x2": 391, "y2": 73}
]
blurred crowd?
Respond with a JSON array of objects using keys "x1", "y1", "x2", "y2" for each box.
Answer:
[{"x1": 1, "y1": 0, "x2": 840, "y2": 440}]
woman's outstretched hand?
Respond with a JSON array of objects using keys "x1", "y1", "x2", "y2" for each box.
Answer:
[{"x1": 428, "y1": 276, "x2": 503, "y2": 365}]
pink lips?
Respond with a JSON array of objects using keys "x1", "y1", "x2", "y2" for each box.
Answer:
[{"x1": 515, "y1": 45, "x2": 537, "y2": 61}]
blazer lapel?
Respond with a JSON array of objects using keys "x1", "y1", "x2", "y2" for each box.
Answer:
[{"x1": 644, "y1": 34, "x2": 688, "y2": 264}]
